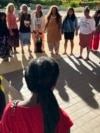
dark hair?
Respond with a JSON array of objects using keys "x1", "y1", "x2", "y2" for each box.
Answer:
[
  {"x1": 36, "y1": 10, "x2": 43, "y2": 17},
  {"x1": 84, "y1": 6, "x2": 90, "y2": 13},
  {"x1": 25, "y1": 56, "x2": 60, "y2": 133},
  {"x1": 64, "y1": 7, "x2": 76, "y2": 21},
  {"x1": 94, "y1": 9, "x2": 100, "y2": 27},
  {"x1": 47, "y1": 5, "x2": 61, "y2": 24},
  {"x1": 0, "y1": 12, "x2": 6, "y2": 24}
]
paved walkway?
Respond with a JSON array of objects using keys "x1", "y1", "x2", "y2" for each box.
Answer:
[{"x1": 0, "y1": 32, "x2": 100, "y2": 133}]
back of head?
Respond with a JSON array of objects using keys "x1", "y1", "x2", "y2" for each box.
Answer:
[
  {"x1": 25, "y1": 56, "x2": 59, "y2": 93},
  {"x1": 25, "y1": 56, "x2": 60, "y2": 133},
  {"x1": 0, "y1": 12, "x2": 6, "y2": 26}
]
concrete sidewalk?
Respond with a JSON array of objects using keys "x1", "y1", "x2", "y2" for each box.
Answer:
[{"x1": 0, "y1": 34, "x2": 100, "y2": 133}]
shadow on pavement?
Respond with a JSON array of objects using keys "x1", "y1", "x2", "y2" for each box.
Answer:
[{"x1": 53, "y1": 54, "x2": 100, "y2": 109}]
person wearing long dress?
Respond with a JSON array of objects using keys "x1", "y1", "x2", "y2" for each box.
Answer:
[
  {"x1": 6, "y1": 3, "x2": 19, "y2": 54},
  {"x1": 45, "y1": 6, "x2": 62, "y2": 55}
]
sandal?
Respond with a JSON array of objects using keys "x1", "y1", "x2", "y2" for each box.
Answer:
[
  {"x1": 84, "y1": 57, "x2": 90, "y2": 61},
  {"x1": 77, "y1": 56, "x2": 83, "y2": 59}
]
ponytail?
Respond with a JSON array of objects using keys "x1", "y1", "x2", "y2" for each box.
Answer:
[
  {"x1": 25, "y1": 57, "x2": 60, "y2": 133},
  {"x1": 38, "y1": 89, "x2": 59, "y2": 133}
]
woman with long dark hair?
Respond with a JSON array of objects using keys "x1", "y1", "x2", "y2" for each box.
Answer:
[
  {"x1": 45, "y1": 6, "x2": 62, "y2": 55},
  {"x1": 0, "y1": 56, "x2": 73, "y2": 133},
  {"x1": 62, "y1": 8, "x2": 78, "y2": 55}
]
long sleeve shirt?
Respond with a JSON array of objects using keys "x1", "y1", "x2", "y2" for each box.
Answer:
[{"x1": 62, "y1": 17, "x2": 78, "y2": 33}]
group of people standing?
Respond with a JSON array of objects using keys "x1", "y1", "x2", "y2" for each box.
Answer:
[{"x1": 0, "y1": 3, "x2": 100, "y2": 61}]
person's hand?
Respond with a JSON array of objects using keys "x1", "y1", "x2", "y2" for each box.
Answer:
[
  {"x1": 94, "y1": 34, "x2": 97, "y2": 38},
  {"x1": 61, "y1": 30, "x2": 63, "y2": 34},
  {"x1": 10, "y1": 30, "x2": 14, "y2": 36},
  {"x1": 44, "y1": 29, "x2": 47, "y2": 33}
]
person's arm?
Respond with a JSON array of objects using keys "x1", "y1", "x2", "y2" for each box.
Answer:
[
  {"x1": 6, "y1": 14, "x2": 15, "y2": 36},
  {"x1": 95, "y1": 24, "x2": 100, "y2": 35},
  {"x1": 44, "y1": 17, "x2": 48, "y2": 32},
  {"x1": 75, "y1": 17, "x2": 78, "y2": 35},
  {"x1": 30, "y1": 12, "x2": 35, "y2": 33},
  {"x1": 41, "y1": 15, "x2": 45, "y2": 31},
  {"x1": 16, "y1": 12, "x2": 22, "y2": 22},
  {"x1": 90, "y1": 18, "x2": 96, "y2": 33},
  {"x1": 61, "y1": 18, "x2": 65, "y2": 34}
]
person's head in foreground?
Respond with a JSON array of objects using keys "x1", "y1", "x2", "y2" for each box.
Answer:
[
  {"x1": 25, "y1": 56, "x2": 60, "y2": 133},
  {"x1": 1, "y1": 57, "x2": 73, "y2": 133}
]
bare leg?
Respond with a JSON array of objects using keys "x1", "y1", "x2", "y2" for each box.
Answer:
[
  {"x1": 21, "y1": 45, "x2": 24, "y2": 53},
  {"x1": 32, "y1": 33, "x2": 37, "y2": 52},
  {"x1": 54, "y1": 42, "x2": 59, "y2": 54},
  {"x1": 78, "y1": 46, "x2": 83, "y2": 59},
  {"x1": 63, "y1": 39, "x2": 68, "y2": 54},
  {"x1": 70, "y1": 40, "x2": 74, "y2": 55},
  {"x1": 48, "y1": 43, "x2": 54, "y2": 54},
  {"x1": 41, "y1": 32, "x2": 44, "y2": 51},
  {"x1": 28, "y1": 45, "x2": 31, "y2": 53},
  {"x1": 80, "y1": 46, "x2": 83, "y2": 57},
  {"x1": 86, "y1": 46, "x2": 90, "y2": 60}
]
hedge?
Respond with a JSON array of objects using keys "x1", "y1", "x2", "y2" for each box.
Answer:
[{"x1": 79, "y1": 1, "x2": 100, "y2": 9}]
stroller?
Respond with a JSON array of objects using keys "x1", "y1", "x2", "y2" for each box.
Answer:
[{"x1": 0, "y1": 35, "x2": 11, "y2": 61}]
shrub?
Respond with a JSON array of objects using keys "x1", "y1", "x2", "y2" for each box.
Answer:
[
  {"x1": 70, "y1": 1, "x2": 79, "y2": 7},
  {"x1": 79, "y1": 1, "x2": 100, "y2": 9}
]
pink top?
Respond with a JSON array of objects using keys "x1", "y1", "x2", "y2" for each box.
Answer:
[
  {"x1": 0, "y1": 102, "x2": 73, "y2": 133},
  {"x1": 6, "y1": 13, "x2": 18, "y2": 29}
]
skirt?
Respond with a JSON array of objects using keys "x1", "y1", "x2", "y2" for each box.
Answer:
[
  {"x1": 79, "y1": 33, "x2": 92, "y2": 48},
  {"x1": 19, "y1": 32, "x2": 31, "y2": 46},
  {"x1": 9, "y1": 28, "x2": 19, "y2": 47},
  {"x1": 64, "y1": 32, "x2": 74, "y2": 40}
]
